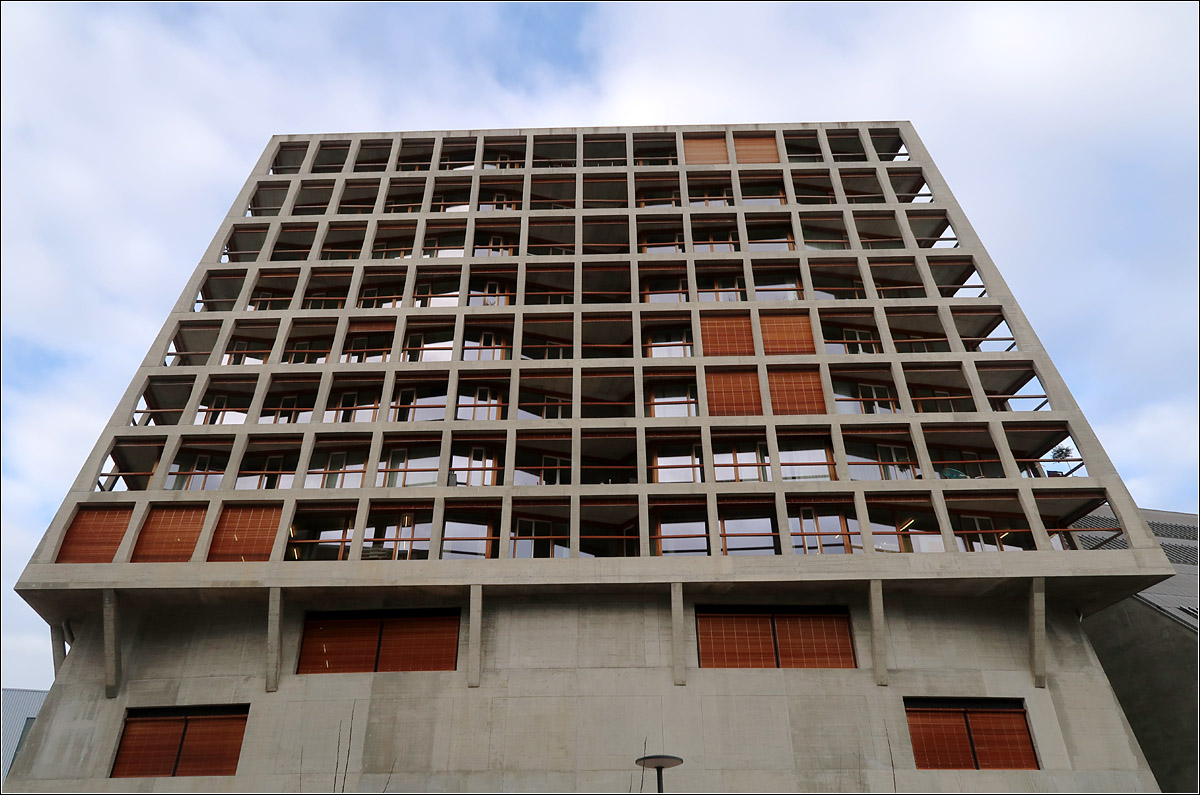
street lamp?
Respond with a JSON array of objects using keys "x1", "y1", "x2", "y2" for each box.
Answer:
[{"x1": 634, "y1": 754, "x2": 683, "y2": 793}]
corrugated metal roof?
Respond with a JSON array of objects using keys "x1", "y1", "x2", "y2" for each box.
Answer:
[{"x1": 2, "y1": 688, "x2": 48, "y2": 781}]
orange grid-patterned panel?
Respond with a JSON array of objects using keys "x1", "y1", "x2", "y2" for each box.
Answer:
[
  {"x1": 296, "y1": 617, "x2": 382, "y2": 674},
  {"x1": 173, "y1": 715, "x2": 248, "y2": 777},
  {"x1": 110, "y1": 717, "x2": 186, "y2": 777},
  {"x1": 700, "y1": 315, "x2": 755, "y2": 356},
  {"x1": 734, "y1": 134, "x2": 781, "y2": 164},
  {"x1": 131, "y1": 506, "x2": 207, "y2": 562},
  {"x1": 774, "y1": 614, "x2": 856, "y2": 668},
  {"x1": 697, "y1": 614, "x2": 776, "y2": 668},
  {"x1": 377, "y1": 615, "x2": 460, "y2": 671},
  {"x1": 206, "y1": 505, "x2": 282, "y2": 562},
  {"x1": 968, "y1": 710, "x2": 1039, "y2": 770},
  {"x1": 706, "y1": 370, "x2": 762, "y2": 416},
  {"x1": 683, "y1": 136, "x2": 729, "y2": 165},
  {"x1": 908, "y1": 709, "x2": 977, "y2": 770},
  {"x1": 760, "y1": 314, "x2": 815, "y2": 355},
  {"x1": 768, "y1": 369, "x2": 825, "y2": 415},
  {"x1": 56, "y1": 506, "x2": 133, "y2": 563}
]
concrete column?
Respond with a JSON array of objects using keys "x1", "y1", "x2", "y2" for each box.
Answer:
[
  {"x1": 468, "y1": 584, "x2": 483, "y2": 688},
  {"x1": 869, "y1": 579, "x2": 888, "y2": 686},
  {"x1": 266, "y1": 587, "x2": 282, "y2": 692},
  {"x1": 1029, "y1": 577, "x2": 1046, "y2": 688},
  {"x1": 102, "y1": 589, "x2": 121, "y2": 699},
  {"x1": 671, "y1": 582, "x2": 686, "y2": 686},
  {"x1": 50, "y1": 623, "x2": 66, "y2": 675}
]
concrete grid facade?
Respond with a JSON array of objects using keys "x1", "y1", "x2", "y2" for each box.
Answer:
[{"x1": 9, "y1": 122, "x2": 1175, "y2": 791}]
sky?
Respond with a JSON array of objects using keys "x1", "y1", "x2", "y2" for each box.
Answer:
[{"x1": 1, "y1": 2, "x2": 1197, "y2": 690}]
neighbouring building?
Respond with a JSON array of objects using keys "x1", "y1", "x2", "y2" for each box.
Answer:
[
  {"x1": 8, "y1": 123, "x2": 1176, "y2": 791},
  {"x1": 2, "y1": 689, "x2": 48, "y2": 782}
]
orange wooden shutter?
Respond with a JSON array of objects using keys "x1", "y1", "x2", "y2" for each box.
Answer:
[
  {"x1": 768, "y1": 369, "x2": 825, "y2": 415},
  {"x1": 760, "y1": 314, "x2": 815, "y2": 355},
  {"x1": 700, "y1": 315, "x2": 754, "y2": 356},
  {"x1": 111, "y1": 717, "x2": 185, "y2": 777},
  {"x1": 968, "y1": 710, "x2": 1039, "y2": 769},
  {"x1": 705, "y1": 370, "x2": 762, "y2": 416},
  {"x1": 173, "y1": 715, "x2": 248, "y2": 776},
  {"x1": 206, "y1": 504, "x2": 282, "y2": 562},
  {"x1": 697, "y1": 614, "x2": 775, "y2": 668},
  {"x1": 907, "y1": 709, "x2": 976, "y2": 769},
  {"x1": 296, "y1": 617, "x2": 382, "y2": 673},
  {"x1": 733, "y1": 134, "x2": 780, "y2": 164},
  {"x1": 683, "y1": 136, "x2": 729, "y2": 165},
  {"x1": 56, "y1": 506, "x2": 133, "y2": 563},
  {"x1": 774, "y1": 614, "x2": 855, "y2": 668},
  {"x1": 132, "y1": 505, "x2": 206, "y2": 562},
  {"x1": 377, "y1": 614, "x2": 460, "y2": 671},
  {"x1": 348, "y1": 318, "x2": 396, "y2": 333}
]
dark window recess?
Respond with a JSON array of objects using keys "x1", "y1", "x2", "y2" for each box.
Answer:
[
  {"x1": 296, "y1": 610, "x2": 460, "y2": 673},
  {"x1": 695, "y1": 608, "x2": 856, "y2": 668}
]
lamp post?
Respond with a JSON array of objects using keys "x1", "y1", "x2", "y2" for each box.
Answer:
[{"x1": 634, "y1": 754, "x2": 683, "y2": 793}]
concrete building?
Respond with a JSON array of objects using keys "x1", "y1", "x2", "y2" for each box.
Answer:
[{"x1": 8, "y1": 123, "x2": 1176, "y2": 791}]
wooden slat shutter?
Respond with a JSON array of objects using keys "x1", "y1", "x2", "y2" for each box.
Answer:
[
  {"x1": 700, "y1": 315, "x2": 754, "y2": 356},
  {"x1": 705, "y1": 370, "x2": 762, "y2": 416},
  {"x1": 733, "y1": 134, "x2": 780, "y2": 164},
  {"x1": 760, "y1": 314, "x2": 815, "y2": 355},
  {"x1": 173, "y1": 715, "x2": 248, "y2": 776},
  {"x1": 206, "y1": 505, "x2": 282, "y2": 562},
  {"x1": 297, "y1": 617, "x2": 381, "y2": 673},
  {"x1": 768, "y1": 369, "x2": 825, "y2": 415},
  {"x1": 111, "y1": 717, "x2": 186, "y2": 777},
  {"x1": 697, "y1": 614, "x2": 775, "y2": 668},
  {"x1": 56, "y1": 506, "x2": 133, "y2": 563},
  {"x1": 348, "y1": 318, "x2": 396, "y2": 334},
  {"x1": 377, "y1": 614, "x2": 460, "y2": 671},
  {"x1": 683, "y1": 136, "x2": 729, "y2": 165},
  {"x1": 132, "y1": 505, "x2": 207, "y2": 562},
  {"x1": 907, "y1": 709, "x2": 976, "y2": 769},
  {"x1": 968, "y1": 710, "x2": 1039, "y2": 769},
  {"x1": 774, "y1": 614, "x2": 855, "y2": 668}
]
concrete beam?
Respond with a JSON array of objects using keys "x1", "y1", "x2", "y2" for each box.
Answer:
[
  {"x1": 266, "y1": 587, "x2": 281, "y2": 692},
  {"x1": 869, "y1": 579, "x2": 888, "y2": 686},
  {"x1": 468, "y1": 584, "x2": 482, "y2": 688},
  {"x1": 1029, "y1": 577, "x2": 1046, "y2": 688},
  {"x1": 671, "y1": 582, "x2": 686, "y2": 686},
  {"x1": 50, "y1": 623, "x2": 66, "y2": 675},
  {"x1": 102, "y1": 589, "x2": 121, "y2": 699}
]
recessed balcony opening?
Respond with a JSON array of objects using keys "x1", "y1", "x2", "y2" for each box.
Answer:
[
  {"x1": 953, "y1": 308, "x2": 1016, "y2": 352},
  {"x1": 518, "y1": 371, "x2": 572, "y2": 420},
  {"x1": 644, "y1": 370, "x2": 699, "y2": 419},
  {"x1": 532, "y1": 136, "x2": 576, "y2": 168},
  {"x1": 473, "y1": 221, "x2": 520, "y2": 257},
  {"x1": 582, "y1": 134, "x2": 626, "y2": 167},
  {"x1": 809, "y1": 259, "x2": 864, "y2": 299},
  {"x1": 283, "y1": 320, "x2": 334, "y2": 365},
  {"x1": 821, "y1": 311, "x2": 882, "y2": 354},
  {"x1": 521, "y1": 315, "x2": 573, "y2": 360},
  {"x1": 869, "y1": 258, "x2": 925, "y2": 298},
  {"x1": 412, "y1": 266, "x2": 461, "y2": 307},
  {"x1": 384, "y1": 178, "x2": 425, "y2": 213},
  {"x1": 870, "y1": 128, "x2": 910, "y2": 161},
  {"x1": 390, "y1": 374, "x2": 449, "y2": 422},
  {"x1": 422, "y1": 221, "x2": 467, "y2": 258},
  {"x1": 889, "y1": 168, "x2": 931, "y2": 202},
  {"x1": 482, "y1": 136, "x2": 525, "y2": 169},
  {"x1": 692, "y1": 216, "x2": 740, "y2": 253},
  {"x1": 324, "y1": 374, "x2": 385, "y2": 423},
  {"x1": 448, "y1": 436, "x2": 505, "y2": 487},
  {"x1": 635, "y1": 174, "x2": 680, "y2": 207},
  {"x1": 269, "y1": 142, "x2": 307, "y2": 175},
  {"x1": 683, "y1": 134, "x2": 728, "y2": 166},
  {"x1": 222, "y1": 225, "x2": 267, "y2": 263},
  {"x1": 357, "y1": 268, "x2": 406, "y2": 308},
  {"x1": 311, "y1": 141, "x2": 350, "y2": 173},
  {"x1": 293, "y1": 180, "x2": 334, "y2": 215},
  {"x1": 827, "y1": 129, "x2": 867, "y2": 162},
  {"x1": 286, "y1": 502, "x2": 358, "y2": 561},
  {"x1": 1004, "y1": 423, "x2": 1088, "y2": 479},
  {"x1": 514, "y1": 431, "x2": 571, "y2": 486},
  {"x1": 395, "y1": 138, "x2": 434, "y2": 171},
  {"x1": 746, "y1": 217, "x2": 796, "y2": 252},
  {"x1": 462, "y1": 320, "x2": 513, "y2": 361},
  {"x1": 581, "y1": 497, "x2": 640, "y2": 557},
  {"x1": 431, "y1": 178, "x2": 472, "y2": 212},
  {"x1": 525, "y1": 263, "x2": 574, "y2": 304},
  {"x1": 371, "y1": 222, "x2": 417, "y2": 259},
  {"x1": 305, "y1": 435, "x2": 371, "y2": 489},
  {"x1": 831, "y1": 365, "x2": 900, "y2": 415},
  {"x1": 923, "y1": 425, "x2": 1005, "y2": 480},
  {"x1": 402, "y1": 321, "x2": 455, "y2": 362},
  {"x1": 844, "y1": 426, "x2": 920, "y2": 481},
  {"x1": 650, "y1": 498, "x2": 709, "y2": 556},
  {"x1": 456, "y1": 373, "x2": 508, "y2": 421},
  {"x1": 261, "y1": 376, "x2": 319, "y2": 424},
  {"x1": 582, "y1": 262, "x2": 631, "y2": 302},
  {"x1": 944, "y1": 493, "x2": 1037, "y2": 552},
  {"x1": 582, "y1": 218, "x2": 630, "y2": 255},
  {"x1": 637, "y1": 217, "x2": 684, "y2": 253},
  {"x1": 580, "y1": 369, "x2": 635, "y2": 418},
  {"x1": 467, "y1": 267, "x2": 517, "y2": 305},
  {"x1": 791, "y1": 170, "x2": 837, "y2": 204},
  {"x1": 529, "y1": 176, "x2": 575, "y2": 210},
  {"x1": 647, "y1": 431, "x2": 702, "y2": 483},
  {"x1": 717, "y1": 499, "x2": 781, "y2": 556},
  {"x1": 1034, "y1": 491, "x2": 1124, "y2": 551},
  {"x1": 354, "y1": 139, "x2": 392, "y2": 172},
  {"x1": 866, "y1": 495, "x2": 944, "y2": 553},
  {"x1": 302, "y1": 268, "x2": 351, "y2": 308},
  {"x1": 94, "y1": 439, "x2": 164, "y2": 492},
  {"x1": 688, "y1": 174, "x2": 734, "y2": 207},
  {"x1": 130, "y1": 376, "x2": 193, "y2": 426},
  {"x1": 787, "y1": 497, "x2": 861, "y2": 554},
  {"x1": 976, "y1": 362, "x2": 1051, "y2": 412},
  {"x1": 929, "y1": 256, "x2": 987, "y2": 298},
  {"x1": 777, "y1": 429, "x2": 836, "y2": 482},
  {"x1": 784, "y1": 131, "x2": 822, "y2": 163},
  {"x1": 581, "y1": 430, "x2": 637, "y2": 485},
  {"x1": 338, "y1": 180, "x2": 380, "y2": 214},
  {"x1": 711, "y1": 430, "x2": 770, "y2": 483},
  {"x1": 527, "y1": 219, "x2": 575, "y2": 255},
  {"x1": 799, "y1": 214, "x2": 850, "y2": 250},
  {"x1": 854, "y1": 212, "x2": 906, "y2": 249},
  {"x1": 903, "y1": 363, "x2": 976, "y2": 413},
  {"x1": 887, "y1": 308, "x2": 951, "y2": 353},
  {"x1": 751, "y1": 262, "x2": 802, "y2": 301},
  {"x1": 633, "y1": 133, "x2": 677, "y2": 166},
  {"x1": 580, "y1": 313, "x2": 633, "y2": 358},
  {"x1": 222, "y1": 320, "x2": 277, "y2": 366},
  {"x1": 740, "y1": 174, "x2": 786, "y2": 206},
  {"x1": 441, "y1": 501, "x2": 502, "y2": 560},
  {"x1": 511, "y1": 499, "x2": 571, "y2": 558},
  {"x1": 320, "y1": 223, "x2": 366, "y2": 260},
  {"x1": 641, "y1": 313, "x2": 694, "y2": 359},
  {"x1": 194, "y1": 270, "x2": 244, "y2": 312},
  {"x1": 377, "y1": 434, "x2": 440, "y2": 488},
  {"x1": 235, "y1": 436, "x2": 301, "y2": 490},
  {"x1": 363, "y1": 501, "x2": 433, "y2": 560},
  {"x1": 166, "y1": 438, "x2": 232, "y2": 492},
  {"x1": 246, "y1": 182, "x2": 288, "y2": 217},
  {"x1": 194, "y1": 376, "x2": 256, "y2": 425},
  {"x1": 478, "y1": 178, "x2": 523, "y2": 211},
  {"x1": 640, "y1": 263, "x2": 690, "y2": 303},
  {"x1": 908, "y1": 211, "x2": 958, "y2": 248},
  {"x1": 439, "y1": 138, "x2": 477, "y2": 171},
  {"x1": 840, "y1": 170, "x2": 885, "y2": 203}
]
